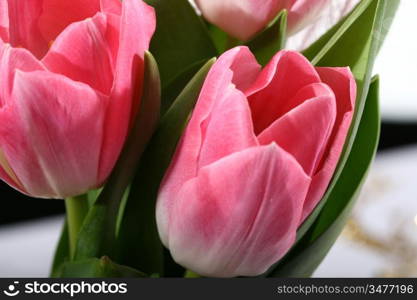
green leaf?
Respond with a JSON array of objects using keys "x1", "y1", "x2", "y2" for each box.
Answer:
[
  {"x1": 246, "y1": 10, "x2": 287, "y2": 66},
  {"x1": 145, "y1": 0, "x2": 217, "y2": 86},
  {"x1": 269, "y1": 76, "x2": 380, "y2": 277},
  {"x1": 87, "y1": 188, "x2": 102, "y2": 207},
  {"x1": 73, "y1": 52, "x2": 161, "y2": 260},
  {"x1": 297, "y1": 0, "x2": 399, "y2": 241},
  {"x1": 161, "y1": 59, "x2": 207, "y2": 115},
  {"x1": 50, "y1": 221, "x2": 70, "y2": 278},
  {"x1": 61, "y1": 257, "x2": 146, "y2": 278},
  {"x1": 116, "y1": 58, "x2": 216, "y2": 276},
  {"x1": 207, "y1": 25, "x2": 229, "y2": 54}
]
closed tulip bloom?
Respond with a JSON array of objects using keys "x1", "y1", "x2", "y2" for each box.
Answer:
[
  {"x1": 194, "y1": 0, "x2": 332, "y2": 41},
  {"x1": 0, "y1": 0, "x2": 155, "y2": 198},
  {"x1": 156, "y1": 46, "x2": 356, "y2": 277}
]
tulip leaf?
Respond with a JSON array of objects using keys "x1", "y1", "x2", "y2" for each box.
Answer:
[
  {"x1": 145, "y1": 0, "x2": 217, "y2": 87},
  {"x1": 116, "y1": 58, "x2": 216, "y2": 276},
  {"x1": 60, "y1": 256, "x2": 146, "y2": 278},
  {"x1": 73, "y1": 52, "x2": 161, "y2": 262},
  {"x1": 246, "y1": 10, "x2": 287, "y2": 66},
  {"x1": 50, "y1": 221, "x2": 70, "y2": 278},
  {"x1": 161, "y1": 58, "x2": 208, "y2": 115},
  {"x1": 207, "y1": 25, "x2": 229, "y2": 54},
  {"x1": 268, "y1": 76, "x2": 380, "y2": 277},
  {"x1": 297, "y1": 0, "x2": 399, "y2": 241}
]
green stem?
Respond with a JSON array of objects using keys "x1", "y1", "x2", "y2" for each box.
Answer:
[
  {"x1": 184, "y1": 270, "x2": 201, "y2": 278},
  {"x1": 65, "y1": 194, "x2": 89, "y2": 259}
]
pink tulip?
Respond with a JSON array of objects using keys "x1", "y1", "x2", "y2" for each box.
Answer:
[
  {"x1": 194, "y1": 0, "x2": 332, "y2": 41},
  {"x1": 0, "y1": 0, "x2": 155, "y2": 198},
  {"x1": 156, "y1": 46, "x2": 356, "y2": 277}
]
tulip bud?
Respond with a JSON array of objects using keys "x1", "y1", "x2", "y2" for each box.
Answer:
[
  {"x1": 156, "y1": 46, "x2": 356, "y2": 277},
  {"x1": 0, "y1": 0, "x2": 156, "y2": 198},
  {"x1": 194, "y1": 0, "x2": 332, "y2": 41}
]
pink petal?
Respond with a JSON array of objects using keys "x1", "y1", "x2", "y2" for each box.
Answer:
[
  {"x1": 157, "y1": 144, "x2": 310, "y2": 277},
  {"x1": 38, "y1": 0, "x2": 100, "y2": 50},
  {"x1": 0, "y1": 45, "x2": 43, "y2": 193},
  {"x1": 301, "y1": 67, "x2": 356, "y2": 221},
  {"x1": 197, "y1": 87, "x2": 258, "y2": 169},
  {"x1": 100, "y1": 0, "x2": 122, "y2": 15},
  {"x1": 194, "y1": 0, "x2": 285, "y2": 41},
  {"x1": 246, "y1": 50, "x2": 321, "y2": 134},
  {"x1": 157, "y1": 47, "x2": 260, "y2": 206},
  {"x1": 287, "y1": 0, "x2": 360, "y2": 50},
  {"x1": 0, "y1": 70, "x2": 107, "y2": 198},
  {"x1": 98, "y1": 0, "x2": 156, "y2": 182},
  {"x1": 287, "y1": 0, "x2": 331, "y2": 35},
  {"x1": 0, "y1": 43, "x2": 45, "y2": 106},
  {"x1": 6, "y1": 0, "x2": 101, "y2": 58},
  {"x1": 42, "y1": 13, "x2": 115, "y2": 95},
  {"x1": 258, "y1": 82, "x2": 337, "y2": 175},
  {"x1": 0, "y1": 1, "x2": 9, "y2": 42},
  {"x1": 6, "y1": 0, "x2": 45, "y2": 58},
  {"x1": 111, "y1": 0, "x2": 155, "y2": 100}
]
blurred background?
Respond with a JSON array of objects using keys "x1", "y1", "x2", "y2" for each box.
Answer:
[{"x1": 0, "y1": 0, "x2": 416, "y2": 277}]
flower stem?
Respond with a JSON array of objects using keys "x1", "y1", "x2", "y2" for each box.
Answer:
[
  {"x1": 184, "y1": 270, "x2": 201, "y2": 278},
  {"x1": 65, "y1": 194, "x2": 89, "y2": 259}
]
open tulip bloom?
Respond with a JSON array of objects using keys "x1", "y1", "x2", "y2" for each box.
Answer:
[
  {"x1": 157, "y1": 47, "x2": 355, "y2": 277},
  {"x1": 0, "y1": 0, "x2": 155, "y2": 198},
  {"x1": 0, "y1": 0, "x2": 399, "y2": 278}
]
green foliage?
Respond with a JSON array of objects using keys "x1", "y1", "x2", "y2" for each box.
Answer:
[
  {"x1": 246, "y1": 10, "x2": 287, "y2": 66},
  {"x1": 145, "y1": 0, "x2": 217, "y2": 89},
  {"x1": 60, "y1": 257, "x2": 146, "y2": 278}
]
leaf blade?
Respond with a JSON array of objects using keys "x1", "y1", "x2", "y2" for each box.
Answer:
[
  {"x1": 145, "y1": 0, "x2": 217, "y2": 85},
  {"x1": 246, "y1": 10, "x2": 287, "y2": 66}
]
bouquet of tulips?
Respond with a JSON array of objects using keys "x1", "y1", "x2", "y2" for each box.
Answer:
[{"x1": 0, "y1": 0, "x2": 398, "y2": 278}]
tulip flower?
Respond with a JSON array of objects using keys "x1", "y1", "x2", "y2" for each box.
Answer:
[
  {"x1": 156, "y1": 46, "x2": 356, "y2": 277},
  {"x1": 194, "y1": 0, "x2": 332, "y2": 41},
  {"x1": 0, "y1": 0, "x2": 156, "y2": 198}
]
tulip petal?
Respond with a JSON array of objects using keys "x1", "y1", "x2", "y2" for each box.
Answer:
[
  {"x1": 158, "y1": 144, "x2": 310, "y2": 277},
  {"x1": 0, "y1": 44, "x2": 45, "y2": 106},
  {"x1": 246, "y1": 51, "x2": 321, "y2": 134},
  {"x1": 286, "y1": 0, "x2": 359, "y2": 50},
  {"x1": 42, "y1": 13, "x2": 115, "y2": 95},
  {"x1": 6, "y1": 0, "x2": 100, "y2": 58},
  {"x1": 38, "y1": 0, "x2": 101, "y2": 44},
  {"x1": 287, "y1": 0, "x2": 330, "y2": 35},
  {"x1": 195, "y1": 0, "x2": 284, "y2": 41},
  {"x1": 258, "y1": 82, "x2": 337, "y2": 175},
  {"x1": 98, "y1": 0, "x2": 156, "y2": 181},
  {"x1": 6, "y1": 0, "x2": 45, "y2": 58},
  {"x1": 301, "y1": 67, "x2": 356, "y2": 221},
  {"x1": 0, "y1": 1, "x2": 8, "y2": 42},
  {"x1": 157, "y1": 47, "x2": 260, "y2": 204},
  {"x1": 197, "y1": 87, "x2": 258, "y2": 169},
  {"x1": 112, "y1": 0, "x2": 155, "y2": 99},
  {"x1": 0, "y1": 71, "x2": 107, "y2": 198},
  {"x1": 100, "y1": 0, "x2": 122, "y2": 15},
  {"x1": 0, "y1": 44, "x2": 43, "y2": 191}
]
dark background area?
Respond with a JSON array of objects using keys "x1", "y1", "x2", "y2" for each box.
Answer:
[{"x1": 0, "y1": 121, "x2": 416, "y2": 226}]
